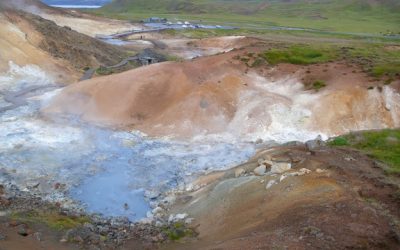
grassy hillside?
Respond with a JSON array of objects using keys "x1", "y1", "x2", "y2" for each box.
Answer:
[
  {"x1": 329, "y1": 129, "x2": 400, "y2": 175},
  {"x1": 94, "y1": 0, "x2": 400, "y2": 34}
]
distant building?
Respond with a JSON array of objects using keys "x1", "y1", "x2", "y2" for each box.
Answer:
[{"x1": 142, "y1": 17, "x2": 167, "y2": 23}]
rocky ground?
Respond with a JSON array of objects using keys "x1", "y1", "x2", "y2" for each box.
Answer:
[
  {"x1": 1, "y1": 138, "x2": 400, "y2": 249},
  {"x1": 1, "y1": 1, "x2": 400, "y2": 250},
  {"x1": 161, "y1": 138, "x2": 400, "y2": 249}
]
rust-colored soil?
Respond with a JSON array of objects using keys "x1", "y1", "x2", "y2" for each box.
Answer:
[
  {"x1": 162, "y1": 146, "x2": 400, "y2": 249},
  {"x1": 45, "y1": 46, "x2": 400, "y2": 139}
]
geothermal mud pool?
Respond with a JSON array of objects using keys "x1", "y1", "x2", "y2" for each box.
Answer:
[
  {"x1": 2, "y1": 61, "x2": 399, "y2": 223},
  {"x1": 0, "y1": 62, "x2": 255, "y2": 221}
]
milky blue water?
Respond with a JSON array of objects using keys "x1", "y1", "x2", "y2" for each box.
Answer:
[{"x1": 0, "y1": 63, "x2": 255, "y2": 221}]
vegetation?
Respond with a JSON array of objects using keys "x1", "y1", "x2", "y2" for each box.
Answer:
[
  {"x1": 311, "y1": 80, "x2": 327, "y2": 91},
  {"x1": 93, "y1": 0, "x2": 400, "y2": 34},
  {"x1": 12, "y1": 210, "x2": 91, "y2": 230},
  {"x1": 96, "y1": 66, "x2": 114, "y2": 76},
  {"x1": 260, "y1": 45, "x2": 337, "y2": 65},
  {"x1": 328, "y1": 129, "x2": 400, "y2": 175},
  {"x1": 162, "y1": 222, "x2": 196, "y2": 241}
]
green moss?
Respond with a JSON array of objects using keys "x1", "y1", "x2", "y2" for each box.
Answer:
[
  {"x1": 162, "y1": 222, "x2": 195, "y2": 241},
  {"x1": 372, "y1": 63, "x2": 400, "y2": 77},
  {"x1": 96, "y1": 66, "x2": 114, "y2": 76},
  {"x1": 328, "y1": 136, "x2": 349, "y2": 146},
  {"x1": 312, "y1": 80, "x2": 327, "y2": 91},
  {"x1": 250, "y1": 57, "x2": 265, "y2": 68},
  {"x1": 260, "y1": 46, "x2": 337, "y2": 65},
  {"x1": 11, "y1": 211, "x2": 91, "y2": 231},
  {"x1": 329, "y1": 129, "x2": 400, "y2": 175}
]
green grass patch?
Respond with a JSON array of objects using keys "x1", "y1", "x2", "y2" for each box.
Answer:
[
  {"x1": 328, "y1": 136, "x2": 349, "y2": 146},
  {"x1": 260, "y1": 46, "x2": 337, "y2": 65},
  {"x1": 162, "y1": 222, "x2": 196, "y2": 241},
  {"x1": 312, "y1": 80, "x2": 327, "y2": 91},
  {"x1": 11, "y1": 210, "x2": 91, "y2": 231},
  {"x1": 96, "y1": 66, "x2": 114, "y2": 76},
  {"x1": 92, "y1": 0, "x2": 400, "y2": 34},
  {"x1": 372, "y1": 63, "x2": 400, "y2": 77},
  {"x1": 329, "y1": 129, "x2": 400, "y2": 175}
]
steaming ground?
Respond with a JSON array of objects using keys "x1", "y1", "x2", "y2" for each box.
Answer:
[
  {"x1": 45, "y1": 50, "x2": 400, "y2": 142},
  {"x1": 0, "y1": 62, "x2": 255, "y2": 221},
  {"x1": 3, "y1": 47, "x2": 400, "y2": 222}
]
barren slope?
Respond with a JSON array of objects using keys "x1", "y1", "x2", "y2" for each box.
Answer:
[{"x1": 44, "y1": 49, "x2": 400, "y2": 140}]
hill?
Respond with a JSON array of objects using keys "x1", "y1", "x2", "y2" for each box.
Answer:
[
  {"x1": 0, "y1": 0, "x2": 128, "y2": 82},
  {"x1": 97, "y1": 0, "x2": 400, "y2": 34}
]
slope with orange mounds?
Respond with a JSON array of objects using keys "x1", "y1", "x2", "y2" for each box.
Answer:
[
  {"x1": 44, "y1": 51, "x2": 249, "y2": 137},
  {"x1": 0, "y1": 12, "x2": 77, "y2": 82},
  {"x1": 0, "y1": 6, "x2": 128, "y2": 82},
  {"x1": 44, "y1": 49, "x2": 400, "y2": 141}
]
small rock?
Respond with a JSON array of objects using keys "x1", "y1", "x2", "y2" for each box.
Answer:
[
  {"x1": 185, "y1": 218, "x2": 194, "y2": 224},
  {"x1": 235, "y1": 168, "x2": 246, "y2": 178},
  {"x1": 279, "y1": 174, "x2": 287, "y2": 182},
  {"x1": 123, "y1": 203, "x2": 129, "y2": 210},
  {"x1": 254, "y1": 165, "x2": 267, "y2": 176},
  {"x1": 60, "y1": 238, "x2": 68, "y2": 243},
  {"x1": 17, "y1": 224, "x2": 29, "y2": 237},
  {"x1": 26, "y1": 182, "x2": 40, "y2": 189},
  {"x1": 290, "y1": 168, "x2": 312, "y2": 176},
  {"x1": 34, "y1": 232, "x2": 42, "y2": 241},
  {"x1": 299, "y1": 168, "x2": 311, "y2": 175},
  {"x1": 175, "y1": 213, "x2": 188, "y2": 220},
  {"x1": 144, "y1": 190, "x2": 160, "y2": 200},
  {"x1": 139, "y1": 218, "x2": 153, "y2": 224},
  {"x1": 266, "y1": 180, "x2": 277, "y2": 189},
  {"x1": 0, "y1": 211, "x2": 9, "y2": 217},
  {"x1": 270, "y1": 162, "x2": 291, "y2": 174},
  {"x1": 146, "y1": 211, "x2": 153, "y2": 218},
  {"x1": 152, "y1": 207, "x2": 163, "y2": 215},
  {"x1": 305, "y1": 135, "x2": 325, "y2": 151},
  {"x1": 155, "y1": 221, "x2": 164, "y2": 227},
  {"x1": 0, "y1": 233, "x2": 6, "y2": 240},
  {"x1": 316, "y1": 168, "x2": 327, "y2": 173}
]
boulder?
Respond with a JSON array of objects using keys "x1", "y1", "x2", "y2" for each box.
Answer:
[
  {"x1": 253, "y1": 165, "x2": 267, "y2": 176},
  {"x1": 305, "y1": 135, "x2": 325, "y2": 151},
  {"x1": 270, "y1": 162, "x2": 291, "y2": 174}
]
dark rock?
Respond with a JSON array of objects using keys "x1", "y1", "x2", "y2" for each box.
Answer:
[
  {"x1": 305, "y1": 135, "x2": 325, "y2": 151},
  {"x1": 17, "y1": 224, "x2": 29, "y2": 237},
  {"x1": 0, "y1": 233, "x2": 6, "y2": 240}
]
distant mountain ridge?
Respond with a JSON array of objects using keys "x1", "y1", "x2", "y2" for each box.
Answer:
[
  {"x1": 97, "y1": 0, "x2": 400, "y2": 34},
  {"x1": 102, "y1": 0, "x2": 400, "y2": 14},
  {"x1": 42, "y1": 0, "x2": 111, "y2": 6}
]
